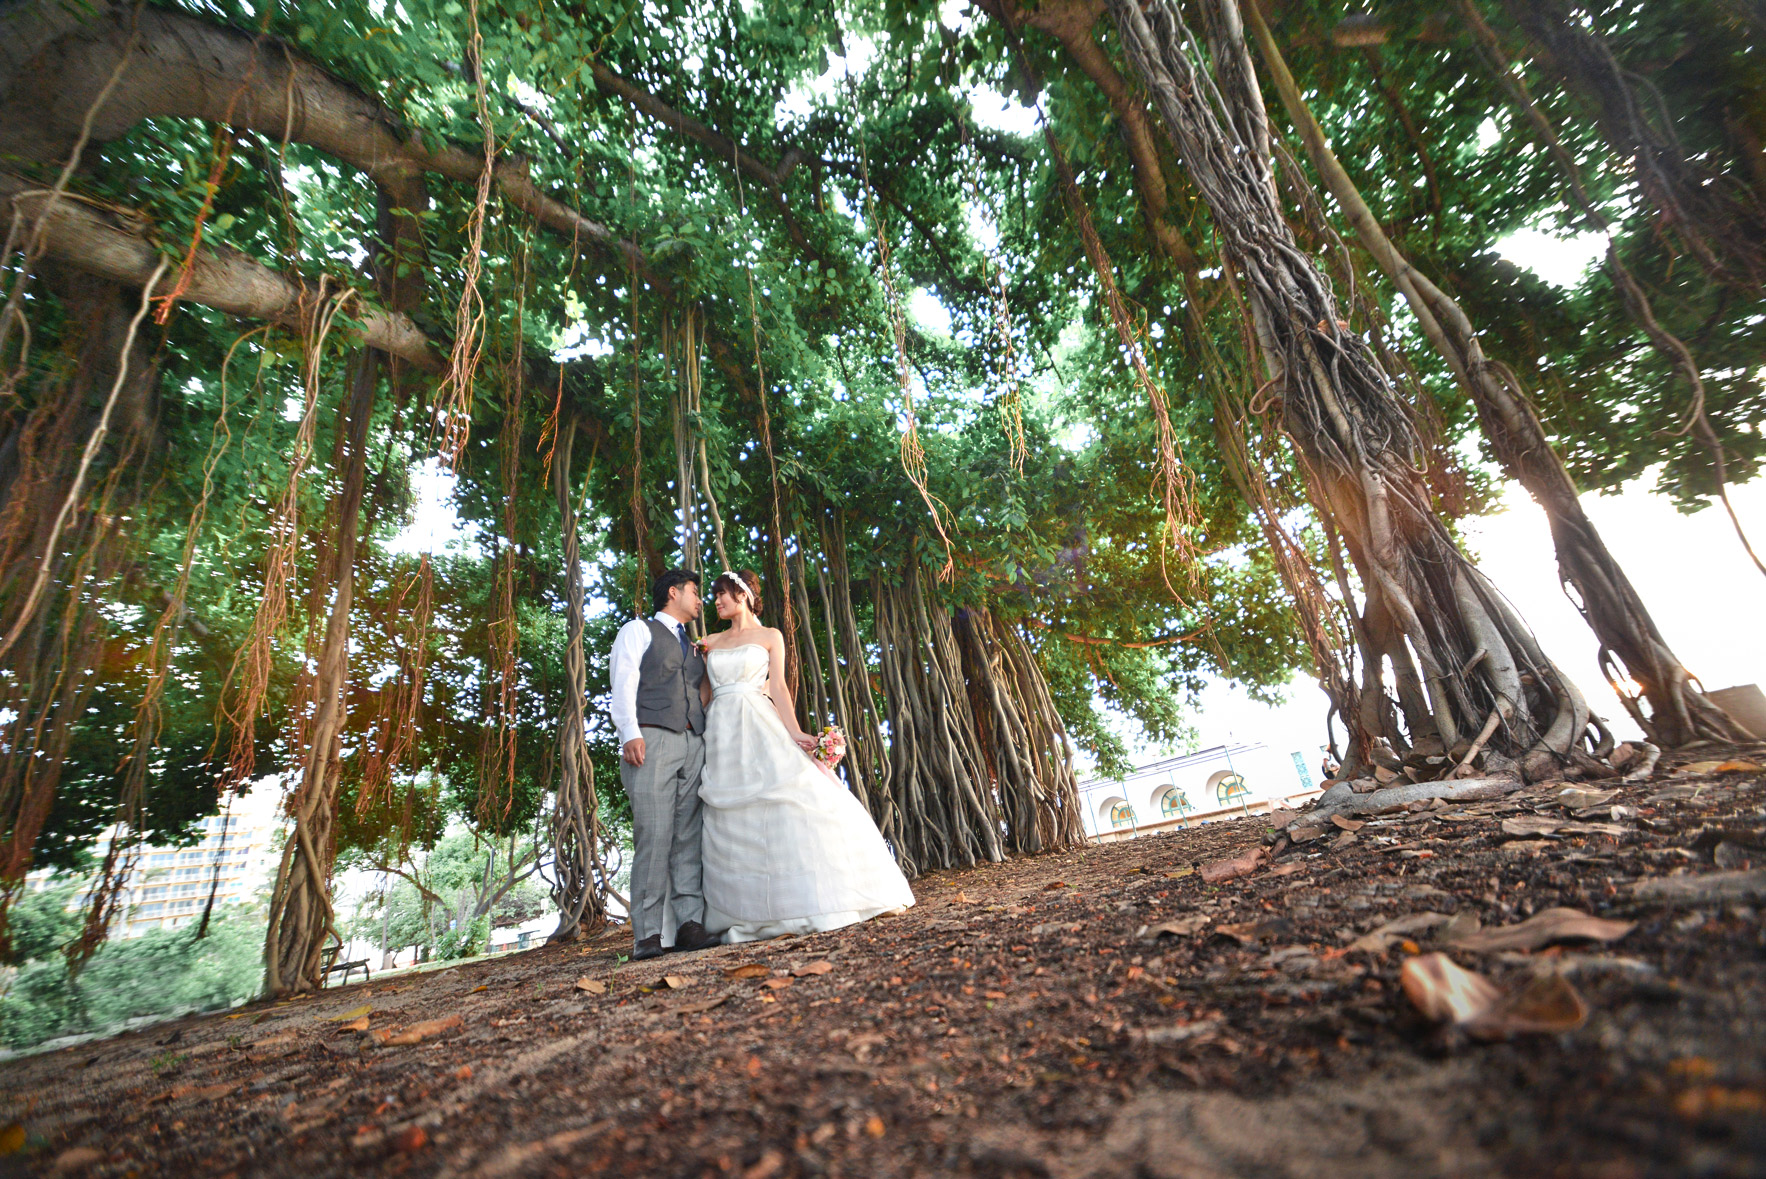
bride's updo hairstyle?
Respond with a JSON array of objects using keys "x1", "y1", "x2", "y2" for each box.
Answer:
[{"x1": 710, "y1": 569, "x2": 763, "y2": 615}]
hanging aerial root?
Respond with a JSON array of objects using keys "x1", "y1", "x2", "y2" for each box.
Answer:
[
  {"x1": 73, "y1": 322, "x2": 259, "y2": 968},
  {"x1": 214, "y1": 281, "x2": 354, "y2": 786},
  {"x1": 430, "y1": 0, "x2": 497, "y2": 469},
  {"x1": 1104, "y1": 0, "x2": 1600, "y2": 770},
  {"x1": 1042, "y1": 124, "x2": 1201, "y2": 600},
  {"x1": 847, "y1": 80, "x2": 957, "y2": 579}
]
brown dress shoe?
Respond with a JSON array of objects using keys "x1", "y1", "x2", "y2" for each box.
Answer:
[
  {"x1": 630, "y1": 934, "x2": 665, "y2": 961},
  {"x1": 673, "y1": 920, "x2": 720, "y2": 952}
]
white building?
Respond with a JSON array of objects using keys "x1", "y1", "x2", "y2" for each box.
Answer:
[
  {"x1": 23, "y1": 786, "x2": 286, "y2": 938},
  {"x1": 1076, "y1": 741, "x2": 1322, "y2": 843}
]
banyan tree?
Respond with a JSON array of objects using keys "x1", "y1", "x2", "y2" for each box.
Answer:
[{"x1": 0, "y1": 0, "x2": 1759, "y2": 991}]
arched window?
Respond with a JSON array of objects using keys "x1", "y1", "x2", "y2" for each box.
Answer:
[
  {"x1": 1214, "y1": 773, "x2": 1250, "y2": 805},
  {"x1": 1109, "y1": 801, "x2": 1137, "y2": 828},
  {"x1": 1159, "y1": 788, "x2": 1192, "y2": 817}
]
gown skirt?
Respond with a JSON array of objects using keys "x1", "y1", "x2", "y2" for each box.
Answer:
[{"x1": 698, "y1": 643, "x2": 915, "y2": 943}]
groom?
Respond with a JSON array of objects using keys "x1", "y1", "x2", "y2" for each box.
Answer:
[{"x1": 609, "y1": 569, "x2": 720, "y2": 960}]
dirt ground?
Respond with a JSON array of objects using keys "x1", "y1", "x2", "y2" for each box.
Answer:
[{"x1": 2, "y1": 743, "x2": 1763, "y2": 1178}]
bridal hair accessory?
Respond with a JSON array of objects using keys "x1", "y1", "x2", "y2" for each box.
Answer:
[{"x1": 721, "y1": 570, "x2": 755, "y2": 605}]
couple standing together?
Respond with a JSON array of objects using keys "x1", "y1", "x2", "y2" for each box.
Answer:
[{"x1": 609, "y1": 568, "x2": 915, "y2": 960}]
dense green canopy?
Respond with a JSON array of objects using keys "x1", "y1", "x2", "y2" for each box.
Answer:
[{"x1": 0, "y1": 0, "x2": 1759, "y2": 986}]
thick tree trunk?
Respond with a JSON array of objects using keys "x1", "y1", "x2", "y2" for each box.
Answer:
[
  {"x1": 263, "y1": 350, "x2": 375, "y2": 996},
  {"x1": 1244, "y1": 2, "x2": 1748, "y2": 749},
  {"x1": 547, "y1": 418, "x2": 608, "y2": 943},
  {"x1": 951, "y1": 609, "x2": 1086, "y2": 855},
  {"x1": 1108, "y1": 0, "x2": 1606, "y2": 775},
  {"x1": 816, "y1": 513, "x2": 893, "y2": 827},
  {"x1": 873, "y1": 571, "x2": 1007, "y2": 875}
]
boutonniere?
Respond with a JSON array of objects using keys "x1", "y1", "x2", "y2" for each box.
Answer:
[{"x1": 694, "y1": 637, "x2": 711, "y2": 655}]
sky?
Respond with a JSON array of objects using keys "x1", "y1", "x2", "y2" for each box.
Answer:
[{"x1": 1166, "y1": 475, "x2": 1766, "y2": 774}]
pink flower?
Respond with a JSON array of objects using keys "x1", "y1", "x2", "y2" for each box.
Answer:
[{"x1": 814, "y1": 725, "x2": 848, "y2": 765}]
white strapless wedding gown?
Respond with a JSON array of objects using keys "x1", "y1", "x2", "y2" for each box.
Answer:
[{"x1": 700, "y1": 643, "x2": 915, "y2": 942}]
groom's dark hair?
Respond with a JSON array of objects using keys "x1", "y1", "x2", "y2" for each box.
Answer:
[{"x1": 651, "y1": 568, "x2": 701, "y2": 613}]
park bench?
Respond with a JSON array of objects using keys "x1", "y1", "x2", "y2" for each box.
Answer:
[{"x1": 319, "y1": 940, "x2": 371, "y2": 987}]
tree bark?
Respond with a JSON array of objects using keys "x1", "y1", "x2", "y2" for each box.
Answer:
[
  {"x1": 1243, "y1": 1, "x2": 1747, "y2": 749},
  {"x1": 547, "y1": 418, "x2": 608, "y2": 943},
  {"x1": 1107, "y1": 0, "x2": 1602, "y2": 774},
  {"x1": 0, "y1": 173, "x2": 441, "y2": 372},
  {"x1": 263, "y1": 349, "x2": 375, "y2": 995},
  {"x1": 977, "y1": 0, "x2": 1200, "y2": 271}
]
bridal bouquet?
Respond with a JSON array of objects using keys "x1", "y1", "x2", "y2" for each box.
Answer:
[{"x1": 812, "y1": 725, "x2": 847, "y2": 767}]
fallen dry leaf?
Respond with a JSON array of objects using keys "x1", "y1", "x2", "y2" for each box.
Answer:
[
  {"x1": 724, "y1": 963, "x2": 770, "y2": 980},
  {"x1": 1448, "y1": 908, "x2": 1635, "y2": 953},
  {"x1": 1715, "y1": 760, "x2": 1765, "y2": 773},
  {"x1": 761, "y1": 976, "x2": 794, "y2": 990},
  {"x1": 1501, "y1": 815, "x2": 1562, "y2": 838},
  {"x1": 1348, "y1": 912, "x2": 1450, "y2": 953},
  {"x1": 471, "y1": 984, "x2": 489, "y2": 993},
  {"x1": 1139, "y1": 914, "x2": 1209, "y2": 940},
  {"x1": 0, "y1": 1123, "x2": 23, "y2": 1155},
  {"x1": 338, "y1": 1015, "x2": 369, "y2": 1033},
  {"x1": 791, "y1": 960, "x2": 834, "y2": 977},
  {"x1": 326, "y1": 1004, "x2": 371, "y2": 1022},
  {"x1": 1330, "y1": 815, "x2": 1365, "y2": 832},
  {"x1": 1199, "y1": 846, "x2": 1268, "y2": 884},
  {"x1": 1043, "y1": 880, "x2": 1068, "y2": 890},
  {"x1": 453, "y1": 1065, "x2": 472, "y2": 1080},
  {"x1": 1402, "y1": 952, "x2": 1590, "y2": 1040},
  {"x1": 1555, "y1": 787, "x2": 1617, "y2": 810},
  {"x1": 1469, "y1": 971, "x2": 1588, "y2": 1040},
  {"x1": 574, "y1": 977, "x2": 607, "y2": 995},
  {"x1": 371, "y1": 1013, "x2": 463, "y2": 1047},
  {"x1": 1401, "y1": 953, "x2": 1502, "y2": 1025},
  {"x1": 864, "y1": 1115, "x2": 886, "y2": 1138},
  {"x1": 672, "y1": 994, "x2": 732, "y2": 1015},
  {"x1": 662, "y1": 975, "x2": 691, "y2": 989},
  {"x1": 394, "y1": 1125, "x2": 429, "y2": 1153},
  {"x1": 50, "y1": 1146, "x2": 105, "y2": 1172},
  {"x1": 1163, "y1": 868, "x2": 1195, "y2": 879}
]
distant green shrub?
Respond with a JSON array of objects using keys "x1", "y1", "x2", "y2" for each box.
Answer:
[{"x1": 1, "y1": 906, "x2": 264, "y2": 1051}]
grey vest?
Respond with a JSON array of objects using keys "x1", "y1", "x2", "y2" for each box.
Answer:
[{"x1": 635, "y1": 618, "x2": 705, "y2": 734}]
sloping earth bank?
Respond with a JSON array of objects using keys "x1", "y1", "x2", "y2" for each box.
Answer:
[{"x1": 2, "y1": 744, "x2": 1763, "y2": 1178}]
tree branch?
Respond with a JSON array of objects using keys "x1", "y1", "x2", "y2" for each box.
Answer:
[
  {"x1": 976, "y1": 0, "x2": 1201, "y2": 270},
  {"x1": 587, "y1": 61, "x2": 816, "y2": 258},
  {"x1": 0, "y1": 172, "x2": 443, "y2": 371}
]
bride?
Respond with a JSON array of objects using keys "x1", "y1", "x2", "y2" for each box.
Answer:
[{"x1": 696, "y1": 569, "x2": 915, "y2": 942}]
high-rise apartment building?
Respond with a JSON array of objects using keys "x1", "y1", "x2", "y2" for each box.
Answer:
[{"x1": 22, "y1": 789, "x2": 286, "y2": 938}]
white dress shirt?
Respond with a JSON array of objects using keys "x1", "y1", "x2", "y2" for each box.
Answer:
[{"x1": 609, "y1": 611, "x2": 693, "y2": 747}]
